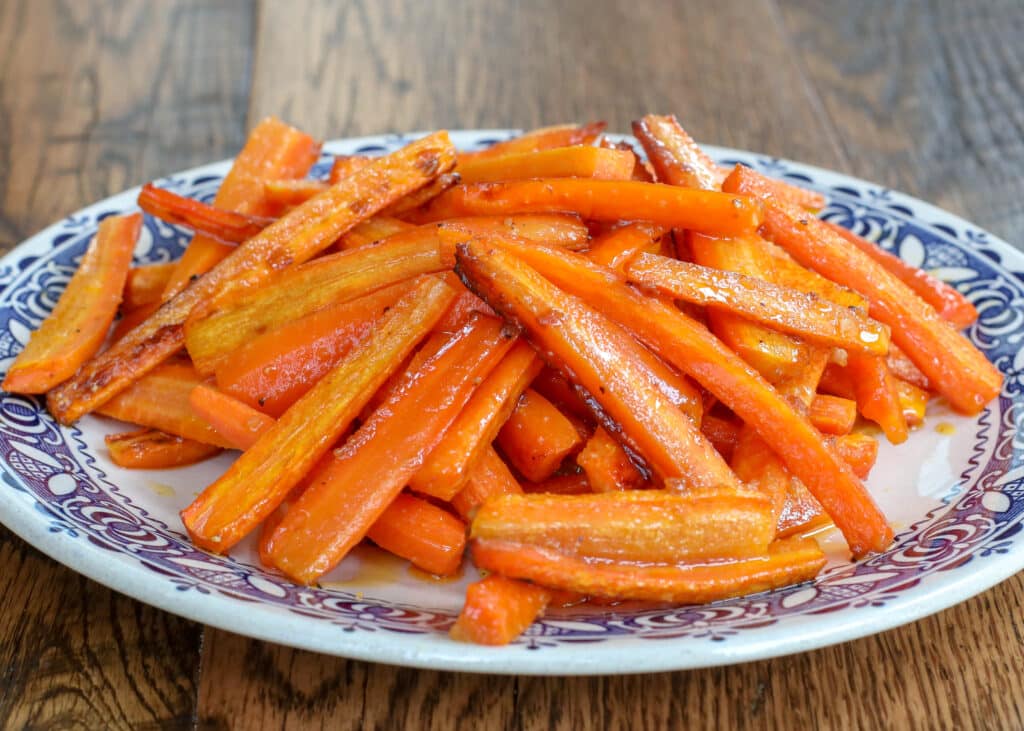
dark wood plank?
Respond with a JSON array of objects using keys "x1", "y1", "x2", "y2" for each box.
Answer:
[{"x1": 0, "y1": 1, "x2": 255, "y2": 728}]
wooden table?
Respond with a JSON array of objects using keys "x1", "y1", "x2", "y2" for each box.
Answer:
[{"x1": 1, "y1": 1, "x2": 1022, "y2": 728}]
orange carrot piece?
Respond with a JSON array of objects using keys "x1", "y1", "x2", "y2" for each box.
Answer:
[
  {"x1": 162, "y1": 118, "x2": 322, "y2": 299},
  {"x1": 529, "y1": 367, "x2": 593, "y2": 420},
  {"x1": 188, "y1": 384, "x2": 275, "y2": 451},
  {"x1": 456, "y1": 145, "x2": 635, "y2": 185},
  {"x1": 489, "y1": 239, "x2": 891, "y2": 557},
  {"x1": 110, "y1": 302, "x2": 160, "y2": 344},
  {"x1": 822, "y1": 220, "x2": 978, "y2": 329},
  {"x1": 137, "y1": 184, "x2": 271, "y2": 244},
  {"x1": 456, "y1": 122, "x2": 606, "y2": 164},
  {"x1": 723, "y1": 164, "x2": 1002, "y2": 415},
  {"x1": 410, "y1": 341, "x2": 541, "y2": 500},
  {"x1": 896, "y1": 378, "x2": 930, "y2": 428},
  {"x1": 809, "y1": 394, "x2": 858, "y2": 436},
  {"x1": 48, "y1": 132, "x2": 457, "y2": 425},
  {"x1": 701, "y1": 413, "x2": 740, "y2": 462},
  {"x1": 495, "y1": 388, "x2": 585, "y2": 483},
  {"x1": 366, "y1": 493, "x2": 467, "y2": 576},
  {"x1": 576, "y1": 426, "x2": 645, "y2": 492},
  {"x1": 587, "y1": 222, "x2": 665, "y2": 270},
  {"x1": 451, "y1": 446, "x2": 524, "y2": 521},
  {"x1": 180, "y1": 277, "x2": 456, "y2": 553},
  {"x1": 599, "y1": 137, "x2": 655, "y2": 181},
  {"x1": 379, "y1": 173, "x2": 461, "y2": 218},
  {"x1": 846, "y1": 353, "x2": 909, "y2": 445},
  {"x1": 775, "y1": 485, "x2": 830, "y2": 539},
  {"x1": 329, "y1": 155, "x2": 373, "y2": 183},
  {"x1": 123, "y1": 263, "x2": 176, "y2": 310},
  {"x1": 472, "y1": 488, "x2": 774, "y2": 563},
  {"x1": 335, "y1": 216, "x2": 415, "y2": 250},
  {"x1": 888, "y1": 345, "x2": 930, "y2": 391},
  {"x1": 450, "y1": 574, "x2": 550, "y2": 646},
  {"x1": 818, "y1": 363, "x2": 856, "y2": 400},
  {"x1": 835, "y1": 433, "x2": 879, "y2": 479},
  {"x1": 96, "y1": 361, "x2": 233, "y2": 448},
  {"x1": 419, "y1": 179, "x2": 763, "y2": 237},
  {"x1": 264, "y1": 313, "x2": 514, "y2": 583},
  {"x1": 471, "y1": 537, "x2": 826, "y2": 603},
  {"x1": 105, "y1": 428, "x2": 221, "y2": 470},
  {"x1": 262, "y1": 179, "x2": 329, "y2": 214},
  {"x1": 258, "y1": 503, "x2": 291, "y2": 570},
  {"x1": 523, "y1": 473, "x2": 592, "y2": 495},
  {"x1": 3, "y1": 214, "x2": 140, "y2": 394}
]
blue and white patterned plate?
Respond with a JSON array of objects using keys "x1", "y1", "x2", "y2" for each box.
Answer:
[{"x1": 0, "y1": 130, "x2": 1022, "y2": 675}]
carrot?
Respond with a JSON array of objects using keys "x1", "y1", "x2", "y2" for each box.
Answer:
[
  {"x1": 456, "y1": 145, "x2": 635, "y2": 185},
  {"x1": 529, "y1": 367, "x2": 592, "y2": 420},
  {"x1": 329, "y1": 155, "x2": 372, "y2": 183},
  {"x1": 456, "y1": 122, "x2": 606, "y2": 164},
  {"x1": 495, "y1": 388, "x2": 585, "y2": 483},
  {"x1": 334, "y1": 216, "x2": 415, "y2": 250},
  {"x1": 366, "y1": 493, "x2": 467, "y2": 576},
  {"x1": 775, "y1": 484, "x2": 831, "y2": 539},
  {"x1": 161, "y1": 118, "x2": 322, "y2": 299},
  {"x1": 410, "y1": 341, "x2": 541, "y2": 499},
  {"x1": 473, "y1": 488, "x2": 773, "y2": 563},
  {"x1": 105, "y1": 429, "x2": 221, "y2": 469},
  {"x1": 48, "y1": 131, "x2": 457, "y2": 425},
  {"x1": 846, "y1": 353, "x2": 909, "y2": 445},
  {"x1": 189, "y1": 384, "x2": 275, "y2": 451},
  {"x1": 471, "y1": 537, "x2": 826, "y2": 603},
  {"x1": 587, "y1": 222, "x2": 665, "y2": 270},
  {"x1": 701, "y1": 413, "x2": 740, "y2": 462},
  {"x1": 723, "y1": 164, "x2": 1002, "y2": 415},
  {"x1": 809, "y1": 394, "x2": 858, "y2": 436},
  {"x1": 896, "y1": 378, "x2": 930, "y2": 428},
  {"x1": 261, "y1": 179, "x2": 329, "y2": 214},
  {"x1": 817, "y1": 363, "x2": 856, "y2": 400},
  {"x1": 822, "y1": 220, "x2": 978, "y2": 329},
  {"x1": 522, "y1": 473, "x2": 592, "y2": 495},
  {"x1": 379, "y1": 173, "x2": 461, "y2": 218},
  {"x1": 451, "y1": 446, "x2": 524, "y2": 521},
  {"x1": 137, "y1": 184, "x2": 271, "y2": 244},
  {"x1": 109, "y1": 302, "x2": 159, "y2": 344},
  {"x1": 450, "y1": 574, "x2": 550, "y2": 646},
  {"x1": 627, "y1": 253, "x2": 890, "y2": 356},
  {"x1": 264, "y1": 313, "x2": 514, "y2": 583},
  {"x1": 576, "y1": 426, "x2": 645, "y2": 492},
  {"x1": 456, "y1": 239, "x2": 740, "y2": 490},
  {"x1": 180, "y1": 277, "x2": 456, "y2": 553},
  {"x1": 489, "y1": 238, "x2": 891, "y2": 557},
  {"x1": 123, "y1": 263, "x2": 176, "y2": 310},
  {"x1": 96, "y1": 361, "x2": 234, "y2": 448},
  {"x1": 888, "y1": 345, "x2": 930, "y2": 391},
  {"x1": 600, "y1": 138, "x2": 656, "y2": 182},
  {"x1": 418, "y1": 179, "x2": 763, "y2": 237},
  {"x1": 3, "y1": 214, "x2": 140, "y2": 394},
  {"x1": 835, "y1": 433, "x2": 879, "y2": 479}
]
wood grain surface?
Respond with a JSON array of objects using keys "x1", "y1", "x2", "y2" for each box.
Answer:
[{"x1": 1, "y1": 0, "x2": 1022, "y2": 729}]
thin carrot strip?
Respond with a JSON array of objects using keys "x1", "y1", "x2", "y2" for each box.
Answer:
[
  {"x1": 451, "y1": 446, "x2": 524, "y2": 521},
  {"x1": 809, "y1": 394, "x2": 858, "y2": 436},
  {"x1": 366, "y1": 493, "x2": 467, "y2": 576},
  {"x1": 137, "y1": 184, "x2": 271, "y2": 243},
  {"x1": 123, "y1": 263, "x2": 176, "y2": 310},
  {"x1": 456, "y1": 145, "x2": 635, "y2": 184},
  {"x1": 3, "y1": 214, "x2": 140, "y2": 394},
  {"x1": 188, "y1": 384, "x2": 275, "y2": 451},
  {"x1": 576, "y1": 426, "x2": 645, "y2": 493},
  {"x1": 456, "y1": 122, "x2": 606, "y2": 164},
  {"x1": 334, "y1": 216, "x2": 415, "y2": 250},
  {"x1": 450, "y1": 574, "x2": 550, "y2": 646},
  {"x1": 105, "y1": 428, "x2": 221, "y2": 469},
  {"x1": 888, "y1": 345, "x2": 930, "y2": 391},
  {"x1": 846, "y1": 353, "x2": 909, "y2": 445}
]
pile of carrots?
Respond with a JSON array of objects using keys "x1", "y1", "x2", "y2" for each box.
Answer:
[{"x1": 2, "y1": 115, "x2": 1002, "y2": 646}]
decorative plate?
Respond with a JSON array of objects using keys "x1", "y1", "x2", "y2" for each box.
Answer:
[{"x1": 0, "y1": 131, "x2": 1022, "y2": 675}]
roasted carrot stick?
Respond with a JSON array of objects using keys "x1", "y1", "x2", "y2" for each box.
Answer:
[
  {"x1": 529, "y1": 367, "x2": 592, "y2": 420},
  {"x1": 261, "y1": 179, "x2": 329, "y2": 215},
  {"x1": 451, "y1": 446, "x2": 524, "y2": 521},
  {"x1": 137, "y1": 184, "x2": 271, "y2": 244},
  {"x1": 329, "y1": 155, "x2": 372, "y2": 183},
  {"x1": 489, "y1": 239, "x2": 891, "y2": 557},
  {"x1": 48, "y1": 132, "x2": 457, "y2": 424},
  {"x1": 105, "y1": 428, "x2": 221, "y2": 469},
  {"x1": 3, "y1": 214, "x2": 140, "y2": 394},
  {"x1": 379, "y1": 173, "x2": 461, "y2": 218},
  {"x1": 188, "y1": 384, "x2": 275, "y2": 451},
  {"x1": 410, "y1": 341, "x2": 541, "y2": 499},
  {"x1": 450, "y1": 574, "x2": 550, "y2": 646},
  {"x1": 809, "y1": 394, "x2": 858, "y2": 436},
  {"x1": 162, "y1": 118, "x2": 322, "y2": 299},
  {"x1": 471, "y1": 537, "x2": 826, "y2": 603},
  {"x1": 335, "y1": 216, "x2": 415, "y2": 250},
  {"x1": 822, "y1": 220, "x2": 978, "y2": 329},
  {"x1": 701, "y1": 413, "x2": 740, "y2": 462},
  {"x1": 366, "y1": 493, "x2": 467, "y2": 576},
  {"x1": 180, "y1": 277, "x2": 456, "y2": 553},
  {"x1": 576, "y1": 426, "x2": 645, "y2": 492},
  {"x1": 455, "y1": 239, "x2": 741, "y2": 490},
  {"x1": 587, "y1": 222, "x2": 665, "y2": 270},
  {"x1": 846, "y1": 353, "x2": 909, "y2": 445},
  {"x1": 418, "y1": 179, "x2": 763, "y2": 237},
  {"x1": 456, "y1": 122, "x2": 606, "y2": 164},
  {"x1": 817, "y1": 363, "x2": 856, "y2": 400},
  {"x1": 835, "y1": 433, "x2": 879, "y2": 479},
  {"x1": 599, "y1": 137, "x2": 656, "y2": 182},
  {"x1": 495, "y1": 388, "x2": 585, "y2": 483},
  {"x1": 472, "y1": 488, "x2": 774, "y2": 563},
  {"x1": 123, "y1": 263, "x2": 176, "y2": 310},
  {"x1": 456, "y1": 145, "x2": 635, "y2": 184},
  {"x1": 723, "y1": 164, "x2": 1002, "y2": 415},
  {"x1": 264, "y1": 313, "x2": 514, "y2": 583},
  {"x1": 887, "y1": 345, "x2": 930, "y2": 391}
]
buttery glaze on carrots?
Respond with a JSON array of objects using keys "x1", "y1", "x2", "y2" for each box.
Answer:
[{"x1": 3, "y1": 116, "x2": 1003, "y2": 647}]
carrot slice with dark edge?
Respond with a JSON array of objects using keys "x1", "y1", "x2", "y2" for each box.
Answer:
[
  {"x1": 105, "y1": 428, "x2": 221, "y2": 469},
  {"x1": 137, "y1": 184, "x2": 271, "y2": 244}
]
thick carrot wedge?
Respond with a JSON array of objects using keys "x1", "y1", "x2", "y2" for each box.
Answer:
[
  {"x1": 846, "y1": 353, "x2": 909, "y2": 445},
  {"x1": 262, "y1": 179, "x2": 329, "y2": 214},
  {"x1": 329, "y1": 155, "x2": 372, "y2": 183},
  {"x1": 627, "y1": 253, "x2": 890, "y2": 356},
  {"x1": 137, "y1": 184, "x2": 270, "y2": 244},
  {"x1": 96, "y1": 361, "x2": 234, "y2": 448},
  {"x1": 489, "y1": 239, "x2": 891, "y2": 557},
  {"x1": 335, "y1": 216, "x2": 415, "y2": 250},
  {"x1": 451, "y1": 446, "x2": 524, "y2": 521},
  {"x1": 496, "y1": 388, "x2": 585, "y2": 482},
  {"x1": 366, "y1": 493, "x2": 467, "y2": 576},
  {"x1": 48, "y1": 132, "x2": 457, "y2": 425},
  {"x1": 835, "y1": 433, "x2": 879, "y2": 479},
  {"x1": 450, "y1": 574, "x2": 550, "y2": 646},
  {"x1": 105, "y1": 429, "x2": 221, "y2": 469},
  {"x1": 522, "y1": 473, "x2": 593, "y2": 495},
  {"x1": 576, "y1": 426, "x2": 645, "y2": 492},
  {"x1": 214, "y1": 282, "x2": 415, "y2": 416},
  {"x1": 419, "y1": 179, "x2": 763, "y2": 237},
  {"x1": 180, "y1": 277, "x2": 456, "y2": 553},
  {"x1": 587, "y1": 223, "x2": 665, "y2": 270},
  {"x1": 264, "y1": 313, "x2": 514, "y2": 583},
  {"x1": 189, "y1": 384, "x2": 275, "y2": 451},
  {"x1": 3, "y1": 214, "x2": 140, "y2": 394},
  {"x1": 410, "y1": 341, "x2": 541, "y2": 500},
  {"x1": 471, "y1": 537, "x2": 826, "y2": 603},
  {"x1": 123, "y1": 263, "x2": 176, "y2": 310},
  {"x1": 456, "y1": 240, "x2": 740, "y2": 490},
  {"x1": 162, "y1": 118, "x2": 322, "y2": 299},
  {"x1": 822, "y1": 220, "x2": 978, "y2": 329},
  {"x1": 456, "y1": 145, "x2": 635, "y2": 184},
  {"x1": 723, "y1": 164, "x2": 1002, "y2": 415},
  {"x1": 810, "y1": 394, "x2": 858, "y2": 436},
  {"x1": 456, "y1": 122, "x2": 606, "y2": 164}
]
